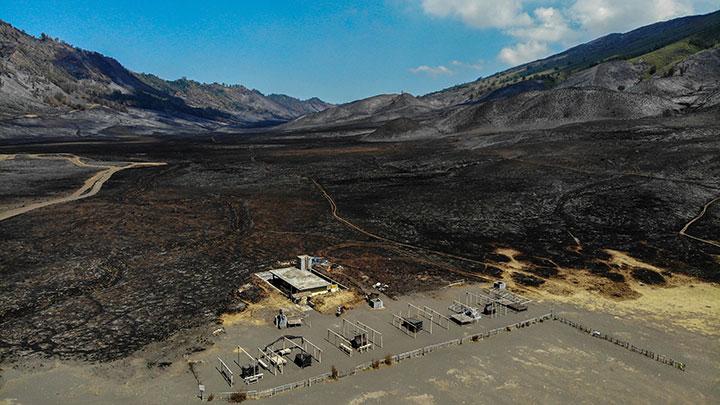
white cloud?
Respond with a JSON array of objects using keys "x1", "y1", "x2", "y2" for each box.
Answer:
[
  {"x1": 570, "y1": 0, "x2": 696, "y2": 37},
  {"x1": 414, "y1": 0, "x2": 710, "y2": 67},
  {"x1": 499, "y1": 40, "x2": 550, "y2": 65},
  {"x1": 498, "y1": 7, "x2": 576, "y2": 64},
  {"x1": 451, "y1": 59, "x2": 485, "y2": 70},
  {"x1": 409, "y1": 65, "x2": 454, "y2": 76},
  {"x1": 419, "y1": 0, "x2": 532, "y2": 29},
  {"x1": 409, "y1": 59, "x2": 485, "y2": 78},
  {"x1": 416, "y1": 0, "x2": 560, "y2": 65},
  {"x1": 510, "y1": 7, "x2": 575, "y2": 44}
]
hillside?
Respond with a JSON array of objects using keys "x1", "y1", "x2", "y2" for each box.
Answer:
[
  {"x1": 291, "y1": 10, "x2": 720, "y2": 135},
  {"x1": 284, "y1": 92, "x2": 434, "y2": 129},
  {"x1": 422, "y1": 10, "x2": 720, "y2": 107},
  {"x1": 1, "y1": 9, "x2": 718, "y2": 138},
  {"x1": 423, "y1": 47, "x2": 719, "y2": 136},
  {"x1": 439, "y1": 88, "x2": 681, "y2": 134},
  {"x1": 135, "y1": 74, "x2": 332, "y2": 124},
  {"x1": 0, "y1": 20, "x2": 331, "y2": 128}
]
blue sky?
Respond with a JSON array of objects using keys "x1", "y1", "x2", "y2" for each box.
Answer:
[{"x1": 1, "y1": 0, "x2": 716, "y2": 103}]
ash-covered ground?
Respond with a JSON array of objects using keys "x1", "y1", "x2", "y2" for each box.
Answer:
[{"x1": 0, "y1": 110, "x2": 719, "y2": 363}]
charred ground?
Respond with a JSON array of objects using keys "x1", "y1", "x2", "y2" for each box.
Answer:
[{"x1": 0, "y1": 109, "x2": 719, "y2": 362}]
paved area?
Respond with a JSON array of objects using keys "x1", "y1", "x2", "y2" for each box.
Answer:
[
  {"x1": 193, "y1": 286, "x2": 553, "y2": 395},
  {"x1": 1, "y1": 284, "x2": 717, "y2": 404}
]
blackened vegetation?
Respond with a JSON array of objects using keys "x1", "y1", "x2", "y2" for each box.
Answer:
[
  {"x1": 512, "y1": 273, "x2": 546, "y2": 287},
  {"x1": 606, "y1": 272, "x2": 626, "y2": 282},
  {"x1": 525, "y1": 257, "x2": 560, "y2": 278},
  {"x1": 0, "y1": 110, "x2": 719, "y2": 362},
  {"x1": 631, "y1": 269, "x2": 666, "y2": 285},
  {"x1": 226, "y1": 281, "x2": 268, "y2": 313},
  {"x1": 586, "y1": 261, "x2": 626, "y2": 282},
  {"x1": 0, "y1": 166, "x2": 259, "y2": 361}
]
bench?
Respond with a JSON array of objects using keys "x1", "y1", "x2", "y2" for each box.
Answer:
[
  {"x1": 339, "y1": 343, "x2": 352, "y2": 355},
  {"x1": 358, "y1": 343, "x2": 372, "y2": 352},
  {"x1": 244, "y1": 373, "x2": 264, "y2": 385},
  {"x1": 269, "y1": 355, "x2": 287, "y2": 366}
]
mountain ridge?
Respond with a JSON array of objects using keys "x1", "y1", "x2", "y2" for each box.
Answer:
[
  {"x1": 285, "y1": 10, "x2": 720, "y2": 134},
  {"x1": 0, "y1": 19, "x2": 332, "y2": 127},
  {"x1": 1, "y1": 10, "x2": 719, "y2": 139},
  {"x1": 421, "y1": 10, "x2": 720, "y2": 107}
]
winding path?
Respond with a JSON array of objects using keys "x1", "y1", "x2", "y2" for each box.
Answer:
[
  {"x1": 679, "y1": 196, "x2": 720, "y2": 249},
  {"x1": 0, "y1": 154, "x2": 166, "y2": 222},
  {"x1": 310, "y1": 178, "x2": 490, "y2": 280}
]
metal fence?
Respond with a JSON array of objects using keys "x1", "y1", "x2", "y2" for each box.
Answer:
[
  {"x1": 214, "y1": 311, "x2": 686, "y2": 401},
  {"x1": 224, "y1": 313, "x2": 553, "y2": 401},
  {"x1": 552, "y1": 315, "x2": 686, "y2": 371}
]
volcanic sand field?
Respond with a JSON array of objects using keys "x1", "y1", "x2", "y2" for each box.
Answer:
[{"x1": 0, "y1": 112, "x2": 719, "y2": 402}]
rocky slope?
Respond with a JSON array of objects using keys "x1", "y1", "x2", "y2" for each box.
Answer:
[
  {"x1": 293, "y1": 11, "x2": 719, "y2": 136},
  {"x1": 556, "y1": 61, "x2": 646, "y2": 91},
  {"x1": 632, "y1": 47, "x2": 720, "y2": 109},
  {"x1": 0, "y1": 20, "x2": 331, "y2": 128},
  {"x1": 284, "y1": 93, "x2": 434, "y2": 129},
  {"x1": 439, "y1": 88, "x2": 681, "y2": 134},
  {"x1": 435, "y1": 47, "x2": 720, "y2": 134},
  {"x1": 423, "y1": 10, "x2": 720, "y2": 107},
  {"x1": 135, "y1": 74, "x2": 332, "y2": 124},
  {"x1": 1, "y1": 9, "x2": 718, "y2": 138}
]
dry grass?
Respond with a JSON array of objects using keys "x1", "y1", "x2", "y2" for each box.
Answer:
[
  {"x1": 490, "y1": 248, "x2": 669, "y2": 300},
  {"x1": 220, "y1": 282, "x2": 296, "y2": 326},
  {"x1": 537, "y1": 281, "x2": 720, "y2": 336},
  {"x1": 485, "y1": 248, "x2": 543, "y2": 287},
  {"x1": 527, "y1": 250, "x2": 720, "y2": 336},
  {"x1": 311, "y1": 290, "x2": 363, "y2": 314},
  {"x1": 493, "y1": 248, "x2": 526, "y2": 271},
  {"x1": 481, "y1": 248, "x2": 720, "y2": 336},
  {"x1": 602, "y1": 249, "x2": 663, "y2": 273}
]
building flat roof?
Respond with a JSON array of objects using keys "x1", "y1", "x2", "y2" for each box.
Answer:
[{"x1": 268, "y1": 267, "x2": 330, "y2": 291}]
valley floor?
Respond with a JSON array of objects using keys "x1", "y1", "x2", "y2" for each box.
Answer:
[{"x1": 0, "y1": 111, "x2": 719, "y2": 403}]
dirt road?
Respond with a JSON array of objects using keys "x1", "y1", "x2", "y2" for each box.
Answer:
[
  {"x1": 310, "y1": 178, "x2": 492, "y2": 280},
  {"x1": 0, "y1": 154, "x2": 166, "y2": 222},
  {"x1": 680, "y1": 196, "x2": 720, "y2": 248}
]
